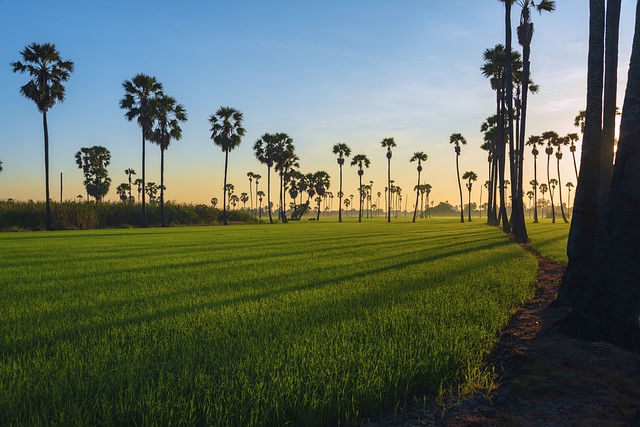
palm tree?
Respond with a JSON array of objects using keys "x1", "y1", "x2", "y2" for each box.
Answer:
[
  {"x1": 539, "y1": 182, "x2": 548, "y2": 218},
  {"x1": 12, "y1": 43, "x2": 74, "y2": 230},
  {"x1": 133, "y1": 178, "x2": 143, "y2": 203},
  {"x1": 211, "y1": 197, "x2": 218, "y2": 208},
  {"x1": 462, "y1": 171, "x2": 478, "y2": 222},
  {"x1": 542, "y1": 130, "x2": 559, "y2": 222},
  {"x1": 566, "y1": 181, "x2": 574, "y2": 218},
  {"x1": 225, "y1": 183, "x2": 235, "y2": 210},
  {"x1": 209, "y1": 106, "x2": 245, "y2": 225},
  {"x1": 272, "y1": 133, "x2": 297, "y2": 223},
  {"x1": 553, "y1": 135, "x2": 569, "y2": 223},
  {"x1": 247, "y1": 172, "x2": 255, "y2": 215},
  {"x1": 574, "y1": 109, "x2": 586, "y2": 134},
  {"x1": 256, "y1": 190, "x2": 265, "y2": 218},
  {"x1": 566, "y1": 132, "x2": 580, "y2": 181},
  {"x1": 120, "y1": 73, "x2": 163, "y2": 227},
  {"x1": 449, "y1": 133, "x2": 467, "y2": 223},
  {"x1": 525, "y1": 135, "x2": 543, "y2": 222},
  {"x1": 505, "y1": 0, "x2": 555, "y2": 243},
  {"x1": 350, "y1": 154, "x2": 370, "y2": 223},
  {"x1": 253, "y1": 173, "x2": 262, "y2": 218},
  {"x1": 380, "y1": 137, "x2": 396, "y2": 222},
  {"x1": 150, "y1": 93, "x2": 187, "y2": 226},
  {"x1": 75, "y1": 146, "x2": 112, "y2": 202},
  {"x1": 549, "y1": 178, "x2": 558, "y2": 223},
  {"x1": 526, "y1": 190, "x2": 534, "y2": 216},
  {"x1": 332, "y1": 143, "x2": 351, "y2": 223},
  {"x1": 310, "y1": 171, "x2": 331, "y2": 220},
  {"x1": 125, "y1": 168, "x2": 136, "y2": 201},
  {"x1": 410, "y1": 151, "x2": 428, "y2": 223},
  {"x1": 254, "y1": 133, "x2": 276, "y2": 223},
  {"x1": 116, "y1": 183, "x2": 130, "y2": 202}
]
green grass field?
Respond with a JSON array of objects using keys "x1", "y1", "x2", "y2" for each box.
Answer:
[
  {"x1": 526, "y1": 219, "x2": 571, "y2": 264},
  {"x1": 1, "y1": 219, "x2": 547, "y2": 425}
]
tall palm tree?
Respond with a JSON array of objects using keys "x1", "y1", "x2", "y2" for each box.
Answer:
[
  {"x1": 542, "y1": 130, "x2": 559, "y2": 222},
  {"x1": 310, "y1": 171, "x2": 331, "y2": 220},
  {"x1": 525, "y1": 134, "x2": 543, "y2": 222},
  {"x1": 539, "y1": 182, "x2": 548, "y2": 218},
  {"x1": 380, "y1": 137, "x2": 396, "y2": 223},
  {"x1": 332, "y1": 143, "x2": 351, "y2": 223},
  {"x1": 449, "y1": 133, "x2": 467, "y2": 223},
  {"x1": 254, "y1": 133, "x2": 276, "y2": 223},
  {"x1": 566, "y1": 132, "x2": 580, "y2": 181},
  {"x1": 272, "y1": 133, "x2": 297, "y2": 223},
  {"x1": 462, "y1": 171, "x2": 478, "y2": 222},
  {"x1": 410, "y1": 151, "x2": 428, "y2": 223},
  {"x1": 350, "y1": 154, "x2": 370, "y2": 223},
  {"x1": 247, "y1": 172, "x2": 255, "y2": 215},
  {"x1": 209, "y1": 106, "x2": 245, "y2": 225},
  {"x1": 256, "y1": 190, "x2": 265, "y2": 218},
  {"x1": 120, "y1": 73, "x2": 163, "y2": 227},
  {"x1": 565, "y1": 181, "x2": 574, "y2": 218},
  {"x1": 12, "y1": 43, "x2": 74, "y2": 230},
  {"x1": 554, "y1": 135, "x2": 570, "y2": 223},
  {"x1": 124, "y1": 168, "x2": 136, "y2": 201},
  {"x1": 133, "y1": 178, "x2": 143, "y2": 203},
  {"x1": 549, "y1": 178, "x2": 558, "y2": 223},
  {"x1": 253, "y1": 173, "x2": 262, "y2": 218},
  {"x1": 515, "y1": 0, "x2": 555, "y2": 237},
  {"x1": 150, "y1": 93, "x2": 187, "y2": 226}
]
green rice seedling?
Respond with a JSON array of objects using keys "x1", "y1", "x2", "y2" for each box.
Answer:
[
  {"x1": 0, "y1": 219, "x2": 537, "y2": 425},
  {"x1": 526, "y1": 220, "x2": 571, "y2": 264}
]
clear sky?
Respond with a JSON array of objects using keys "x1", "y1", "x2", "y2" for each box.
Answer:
[{"x1": 0, "y1": 1, "x2": 636, "y2": 209}]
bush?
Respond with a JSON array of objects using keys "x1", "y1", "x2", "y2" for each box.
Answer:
[{"x1": 0, "y1": 200, "x2": 258, "y2": 230}]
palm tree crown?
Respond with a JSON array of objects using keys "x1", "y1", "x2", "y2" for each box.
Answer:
[{"x1": 11, "y1": 43, "x2": 74, "y2": 114}]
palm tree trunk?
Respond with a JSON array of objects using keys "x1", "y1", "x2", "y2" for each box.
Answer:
[
  {"x1": 456, "y1": 155, "x2": 464, "y2": 223},
  {"x1": 505, "y1": 0, "x2": 520, "y2": 238},
  {"x1": 387, "y1": 155, "x2": 391, "y2": 223},
  {"x1": 249, "y1": 179, "x2": 253, "y2": 217},
  {"x1": 413, "y1": 168, "x2": 420, "y2": 223},
  {"x1": 141, "y1": 131, "x2": 147, "y2": 228},
  {"x1": 557, "y1": 156, "x2": 568, "y2": 223},
  {"x1": 359, "y1": 173, "x2": 363, "y2": 223},
  {"x1": 41, "y1": 112, "x2": 54, "y2": 230},
  {"x1": 467, "y1": 186, "x2": 472, "y2": 222},
  {"x1": 599, "y1": 0, "x2": 622, "y2": 209},
  {"x1": 222, "y1": 150, "x2": 229, "y2": 225},
  {"x1": 338, "y1": 163, "x2": 343, "y2": 222},
  {"x1": 160, "y1": 147, "x2": 166, "y2": 227},
  {"x1": 565, "y1": 1, "x2": 640, "y2": 349},
  {"x1": 267, "y1": 167, "x2": 273, "y2": 224},
  {"x1": 533, "y1": 155, "x2": 539, "y2": 223},
  {"x1": 559, "y1": 0, "x2": 606, "y2": 306},
  {"x1": 547, "y1": 154, "x2": 556, "y2": 223}
]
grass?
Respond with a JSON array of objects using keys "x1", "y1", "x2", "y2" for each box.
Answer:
[
  {"x1": 526, "y1": 218, "x2": 571, "y2": 264},
  {"x1": 0, "y1": 218, "x2": 538, "y2": 426}
]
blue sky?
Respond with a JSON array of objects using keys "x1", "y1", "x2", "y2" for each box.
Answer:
[{"x1": 0, "y1": 1, "x2": 636, "y2": 208}]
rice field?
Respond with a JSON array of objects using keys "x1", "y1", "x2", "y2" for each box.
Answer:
[
  {"x1": 0, "y1": 219, "x2": 539, "y2": 426},
  {"x1": 526, "y1": 219, "x2": 571, "y2": 264}
]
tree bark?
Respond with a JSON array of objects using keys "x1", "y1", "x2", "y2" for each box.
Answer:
[
  {"x1": 141, "y1": 131, "x2": 148, "y2": 228},
  {"x1": 160, "y1": 147, "x2": 166, "y2": 227},
  {"x1": 571, "y1": 0, "x2": 640, "y2": 350},
  {"x1": 43, "y1": 112, "x2": 53, "y2": 230},
  {"x1": 559, "y1": 0, "x2": 606, "y2": 306},
  {"x1": 599, "y1": 0, "x2": 622, "y2": 209},
  {"x1": 456, "y1": 152, "x2": 464, "y2": 223}
]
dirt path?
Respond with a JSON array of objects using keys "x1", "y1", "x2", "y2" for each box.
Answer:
[{"x1": 365, "y1": 246, "x2": 640, "y2": 426}]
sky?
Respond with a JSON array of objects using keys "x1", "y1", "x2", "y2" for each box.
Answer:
[{"x1": 0, "y1": 1, "x2": 636, "y2": 209}]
